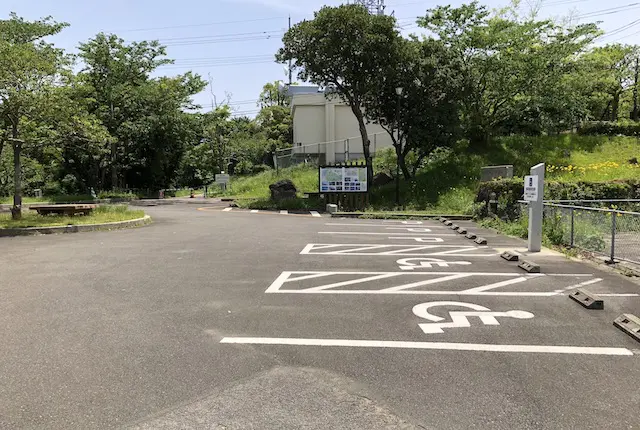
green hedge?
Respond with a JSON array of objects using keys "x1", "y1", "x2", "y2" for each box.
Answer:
[
  {"x1": 476, "y1": 178, "x2": 640, "y2": 218},
  {"x1": 577, "y1": 121, "x2": 640, "y2": 137}
]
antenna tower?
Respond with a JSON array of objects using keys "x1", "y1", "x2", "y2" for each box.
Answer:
[{"x1": 351, "y1": 0, "x2": 386, "y2": 15}]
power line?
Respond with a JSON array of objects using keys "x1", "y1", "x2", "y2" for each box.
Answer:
[
  {"x1": 599, "y1": 18, "x2": 640, "y2": 39},
  {"x1": 576, "y1": 3, "x2": 640, "y2": 19},
  {"x1": 119, "y1": 16, "x2": 288, "y2": 33}
]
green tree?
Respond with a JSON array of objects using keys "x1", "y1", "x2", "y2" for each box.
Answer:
[
  {"x1": 363, "y1": 38, "x2": 462, "y2": 179},
  {"x1": 417, "y1": 2, "x2": 599, "y2": 148},
  {"x1": 258, "y1": 81, "x2": 289, "y2": 108},
  {"x1": 0, "y1": 13, "x2": 70, "y2": 219},
  {"x1": 78, "y1": 33, "x2": 206, "y2": 190},
  {"x1": 577, "y1": 44, "x2": 639, "y2": 121},
  {"x1": 256, "y1": 105, "x2": 292, "y2": 146},
  {"x1": 276, "y1": 4, "x2": 404, "y2": 181}
]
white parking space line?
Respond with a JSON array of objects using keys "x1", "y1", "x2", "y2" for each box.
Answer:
[
  {"x1": 220, "y1": 337, "x2": 634, "y2": 356},
  {"x1": 381, "y1": 274, "x2": 473, "y2": 292},
  {"x1": 553, "y1": 278, "x2": 603, "y2": 293},
  {"x1": 319, "y1": 232, "x2": 455, "y2": 236},
  {"x1": 300, "y1": 243, "x2": 498, "y2": 257},
  {"x1": 310, "y1": 211, "x2": 321, "y2": 217},
  {"x1": 264, "y1": 271, "x2": 602, "y2": 296},
  {"x1": 325, "y1": 223, "x2": 447, "y2": 228},
  {"x1": 223, "y1": 208, "x2": 233, "y2": 212},
  {"x1": 463, "y1": 277, "x2": 529, "y2": 293}
]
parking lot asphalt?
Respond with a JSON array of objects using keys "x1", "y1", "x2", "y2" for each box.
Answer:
[{"x1": 1, "y1": 205, "x2": 639, "y2": 429}]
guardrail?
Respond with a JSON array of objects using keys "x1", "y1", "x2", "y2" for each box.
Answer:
[{"x1": 542, "y1": 202, "x2": 640, "y2": 264}]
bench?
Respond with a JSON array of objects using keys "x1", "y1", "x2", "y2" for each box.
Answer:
[{"x1": 29, "y1": 204, "x2": 96, "y2": 217}]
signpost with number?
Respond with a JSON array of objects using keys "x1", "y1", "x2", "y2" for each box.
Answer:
[{"x1": 526, "y1": 164, "x2": 545, "y2": 252}]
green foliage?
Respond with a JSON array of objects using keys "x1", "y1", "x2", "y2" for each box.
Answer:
[
  {"x1": 577, "y1": 121, "x2": 640, "y2": 137},
  {"x1": 418, "y1": 2, "x2": 600, "y2": 148},
  {"x1": 236, "y1": 197, "x2": 323, "y2": 211},
  {"x1": 0, "y1": 204, "x2": 144, "y2": 228},
  {"x1": 277, "y1": 4, "x2": 405, "y2": 179},
  {"x1": 225, "y1": 164, "x2": 318, "y2": 198}
]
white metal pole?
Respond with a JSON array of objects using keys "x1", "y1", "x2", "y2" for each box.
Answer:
[{"x1": 528, "y1": 163, "x2": 545, "y2": 252}]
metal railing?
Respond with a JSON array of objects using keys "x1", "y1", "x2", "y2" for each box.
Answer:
[
  {"x1": 274, "y1": 132, "x2": 388, "y2": 169},
  {"x1": 543, "y1": 202, "x2": 640, "y2": 264}
]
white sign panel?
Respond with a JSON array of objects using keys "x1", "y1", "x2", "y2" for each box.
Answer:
[
  {"x1": 215, "y1": 174, "x2": 230, "y2": 184},
  {"x1": 320, "y1": 166, "x2": 367, "y2": 193},
  {"x1": 524, "y1": 175, "x2": 538, "y2": 201}
]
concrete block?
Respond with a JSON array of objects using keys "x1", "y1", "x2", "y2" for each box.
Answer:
[
  {"x1": 481, "y1": 165, "x2": 514, "y2": 182},
  {"x1": 465, "y1": 232, "x2": 477, "y2": 240},
  {"x1": 613, "y1": 314, "x2": 640, "y2": 343},
  {"x1": 326, "y1": 204, "x2": 338, "y2": 214},
  {"x1": 439, "y1": 217, "x2": 447, "y2": 222},
  {"x1": 518, "y1": 260, "x2": 541, "y2": 273},
  {"x1": 500, "y1": 251, "x2": 519, "y2": 262},
  {"x1": 450, "y1": 224, "x2": 459, "y2": 231},
  {"x1": 444, "y1": 220, "x2": 453, "y2": 226},
  {"x1": 474, "y1": 237, "x2": 488, "y2": 245},
  {"x1": 569, "y1": 289, "x2": 603, "y2": 310},
  {"x1": 457, "y1": 228, "x2": 468, "y2": 234}
]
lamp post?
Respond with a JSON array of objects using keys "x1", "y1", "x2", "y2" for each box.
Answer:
[{"x1": 395, "y1": 86, "x2": 403, "y2": 207}]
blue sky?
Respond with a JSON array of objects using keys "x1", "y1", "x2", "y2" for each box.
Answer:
[{"x1": 7, "y1": 0, "x2": 640, "y2": 116}]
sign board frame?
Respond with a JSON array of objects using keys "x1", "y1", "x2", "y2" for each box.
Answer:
[
  {"x1": 524, "y1": 175, "x2": 539, "y2": 202},
  {"x1": 318, "y1": 165, "x2": 368, "y2": 194},
  {"x1": 215, "y1": 173, "x2": 230, "y2": 184}
]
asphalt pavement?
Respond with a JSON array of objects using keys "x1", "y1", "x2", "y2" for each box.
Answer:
[{"x1": 1, "y1": 205, "x2": 639, "y2": 429}]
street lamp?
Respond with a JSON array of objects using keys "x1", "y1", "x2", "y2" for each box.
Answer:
[{"x1": 395, "y1": 87, "x2": 403, "y2": 207}]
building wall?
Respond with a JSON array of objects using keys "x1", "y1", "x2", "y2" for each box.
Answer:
[{"x1": 291, "y1": 93, "x2": 395, "y2": 163}]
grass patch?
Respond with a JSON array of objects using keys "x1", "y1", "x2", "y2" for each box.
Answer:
[
  {"x1": 546, "y1": 138, "x2": 640, "y2": 182},
  {"x1": 235, "y1": 197, "x2": 323, "y2": 211},
  {"x1": 0, "y1": 205, "x2": 145, "y2": 229},
  {"x1": 218, "y1": 164, "x2": 318, "y2": 199},
  {"x1": 0, "y1": 194, "x2": 94, "y2": 204}
]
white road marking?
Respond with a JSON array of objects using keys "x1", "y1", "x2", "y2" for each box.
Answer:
[
  {"x1": 325, "y1": 223, "x2": 446, "y2": 228},
  {"x1": 389, "y1": 237, "x2": 445, "y2": 243},
  {"x1": 381, "y1": 274, "x2": 473, "y2": 292},
  {"x1": 397, "y1": 258, "x2": 472, "y2": 270},
  {"x1": 412, "y1": 301, "x2": 535, "y2": 333},
  {"x1": 462, "y1": 277, "x2": 529, "y2": 293},
  {"x1": 250, "y1": 210, "x2": 259, "y2": 213},
  {"x1": 264, "y1": 270, "x2": 597, "y2": 296},
  {"x1": 223, "y1": 208, "x2": 233, "y2": 212},
  {"x1": 596, "y1": 293, "x2": 640, "y2": 297},
  {"x1": 310, "y1": 211, "x2": 321, "y2": 217},
  {"x1": 304, "y1": 273, "x2": 399, "y2": 292},
  {"x1": 220, "y1": 337, "x2": 634, "y2": 356},
  {"x1": 300, "y1": 243, "x2": 498, "y2": 257},
  {"x1": 553, "y1": 278, "x2": 603, "y2": 294},
  {"x1": 319, "y1": 232, "x2": 455, "y2": 236},
  {"x1": 280, "y1": 210, "x2": 288, "y2": 215}
]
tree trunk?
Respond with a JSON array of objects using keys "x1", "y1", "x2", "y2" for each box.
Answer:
[
  {"x1": 11, "y1": 126, "x2": 22, "y2": 220},
  {"x1": 351, "y1": 105, "x2": 373, "y2": 183},
  {"x1": 396, "y1": 144, "x2": 411, "y2": 179},
  {"x1": 111, "y1": 140, "x2": 118, "y2": 190},
  {"x1": 611, "y1": 92, "x2": 620, "y2": 122}
]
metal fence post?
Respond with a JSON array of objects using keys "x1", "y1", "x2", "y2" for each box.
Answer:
[
  {"x1": 609, "y1": 212, "x2": 617, "y2": 263},
  {"x1": 570, "y1": 207, "x2": 575, "y2": 247}
]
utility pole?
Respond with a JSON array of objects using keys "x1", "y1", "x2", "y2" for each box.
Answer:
[
  {"x1": 288, "y1": 15, "x2": 293, "y2": 86},
  {"x1": 632, "y1": 57, "x2": 639, "y2": 121}
]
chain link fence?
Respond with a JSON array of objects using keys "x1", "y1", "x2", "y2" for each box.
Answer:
[
  {"x1": 274, "y1": 132, "x2": 388, "y2": 169},
  {"x1": 543, "y1": 202, "x2": 640, "y2": 264}
]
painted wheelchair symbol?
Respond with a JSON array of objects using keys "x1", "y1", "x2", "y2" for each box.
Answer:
[{"x1": 412, "y1": 301, "x2": 534, "y2": 334}]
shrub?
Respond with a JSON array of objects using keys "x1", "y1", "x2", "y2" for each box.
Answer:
[
  {"x1": 577, "y1": 120, "x2": 640, "y2": 137},
  {"x1": 476, "y1": 178, "x2": 640, "y2": 219}
]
